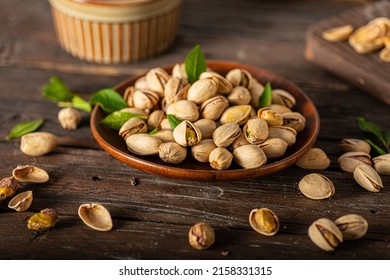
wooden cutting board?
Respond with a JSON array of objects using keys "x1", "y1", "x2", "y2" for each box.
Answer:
[{"x1": 305, "y1": 0, "x2": 390, "y2": 106}]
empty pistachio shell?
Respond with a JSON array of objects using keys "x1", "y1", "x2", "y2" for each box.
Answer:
[
  {"x1": 296, "y1": 148, "x2": 330, "y2": 170},
  {"x1": 282, "y1": 112, "x2": 306, "y2": 132},
  {"x1": 338, "y1": 151, "x2": 371, "y2": 173},
  {"x1": 20, "y1": 132, "x2": 58, "y2": 156},
  {"x1": 372, "y1": 153, "x2": 390, "y2": 175},
  {"x1": 27, "y1": 208, "x2": 58, "y2": 231},
  {"x1": 0, "y1": 176, "x2": 18, "y2": 199},
  {"x1": 78, "y1": 203, "x2": 113, "y2": 231},
  {"x1": 12, "y1": 165, "x2": 49, "y2": 183},
  {"x1": 187, "y1": 78, "x2": 218, "y2": 104},
  {"x1": 188, "y1": 222, "x2": 215, "y2": 250},
  {"x1": 212, "y1": 123, "x2": 241, "y2": 147},
  {"x1": 243, "y1": 118, "x2": 269, "y2": 144},
  {"x1": 173, "y1": 120, "x2": 202, "y2": 147},
  {"x1": 126, "y1": 134, "x2": 162, "y2": 156},
  {"x1": 257, "y1": 107, "x2": 283, "y2": 127},
  {"x1": 191, "y1": 139, "x2": 216, "y2": 163},
  {"x1": 249, "y1": 208, "x2": 279, "y2": 236},
  {"x1": 209, "y1": 147, "x2": 233, "y2": 170},
  {"x1": 322, "y1": 24, "x2": 353, "y2": 42},
  {"x1": 298, "y1": 173, "x2": 335, "y2": 200},
  {"x1": 271, "y1": 89, "x2": 296, "y2": 108},
  {"x1": 228, "y1": 86, "x2": 251, "y2": 105},
  {"x1": 219, "y1": 105, "x2": 254, "y2": 125},
  {"x1": 145, "y1": 67, "x2": 170, "y2": 96},
  {"x1": 308, "y1": 218, "x2": 343, "y2": 252},
  {"x1": 339, "y1": 139, "x2": 371, "y2": 154},
  {"x1": 58, "y1": 107, "x2": 82, "y2": 130},
  {"x1": 258, "y1": 138, "x2": 288, "y2": 159},
  {"x1": 353, "y1": 164, "x2": 383, "y2": 192},
  {"x1": 233, "y1": 145, "x2": 267, "y2": 169},
  {"x1": 159, "y1": 142, "x2": 187, "y2": 164},
  {"x1": 119, "y1": 118, "x2": 148, "y2": 140},
  {"x1": 8, "y1": 190, "x2": 33, "y2": 212},
  {"x1": 166, "y1": 100, "x2": 199, "y2": 122},
  {"x1": 334, "y1": 214, "x2": 368, "y2": 240},
  {"x1": 268, "y1": 126, "x2": 297, "y2": 146},
  {"x1": 200, "y1": 95, "x2": 229, "y2": 120},
  {"x1": 194, "y1": 119, "x2": 217, "y2": 139}
]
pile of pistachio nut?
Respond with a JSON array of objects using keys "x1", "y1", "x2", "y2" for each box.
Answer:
[{"x1": 120, "y1": 64, "x2": 306, "y2": 170}]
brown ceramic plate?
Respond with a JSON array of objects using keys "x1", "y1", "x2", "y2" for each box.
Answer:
[{"x1": 90, "y1": 61, "x2": 320, "y2": 181}]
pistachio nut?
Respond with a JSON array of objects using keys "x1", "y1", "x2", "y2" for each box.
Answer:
[
  {"x1": 200, "y1": 71, "x2": 233, "y2": 94},
  {"x1": 134, "y1": 76, "x2": 149, "y2": 90},
  {"x1": 209, "y1": 147, "x2": 233, "y2": 170},
  {"x1": 200, "y1": 95, "x2": 229, "y2": 120},
  {"x1": 322, "y1": 24, "x2": 353, "y2": 42},
  {"x1": 164, "y1": 77, "x2": 189, "y2": 105},
  {"x1": 126, "y1": 134, "x2": 162, "y2": 156},
  {"x1": 132, "y1": 89, "x2": 160, "y2": 112},
  {"x1": 0, "y1": 176, "x2": 18, "y2": 199},
  {"x1": 8, "y1": 190, "x2": 33, "y2": 212},
  {"x1": 282, "y1": 112, "x2": 306, "y2": 132},
  {"x1": 166, "y1": 100, "x2": 199, "y2": 122},
  {"x1": 119, "y1": 118, "x2": 148, "y2": 140},
  {"x1": 212, "y1": 123, "x2": 241, "y2": 147},
  {"x1": 249, "y1": 208, "x2": 279, "y2": 236},
  {"x1": 249, "y1": 82, "x2": 265, "y2": 108},
  {"x1": 219, "y1": 105, "x2": 254, "y2": 125},
  {"x1": 58, "y1": 107, "x2": 82, "y2": 130},
  {"x1": 160, "y1": 118, "x2": 172, "y2": 130},
  {"x1": 233, "y1": 145, "x2": 267, "y2": 169},
  {"x1": 308, "y1": 218, "x2": 343, "y2": 252},
  {"x1": 243, "y1": 118, "x2": 269, "y2": 144},
  {"x1": 187, "y1": 78, "x2": 218, "y2": 104},
  {"x1": 191, "y1": 139, "x2": 216, "y2": 163},
  {"x1": 298, "y1": 173, "x2": 335, "y2": 200},
  {"x1": 338, "y1": 151, "x2": 371, "y2": 173},
  {"x1": 27, "y1": 208, "x2": 58, "y2": 231},
  {"x1": 120, "y1": 107, "x2": 149, "y2": 118},
  {"x1": 159, "y1": 142, "x2": 187, "y2": 164},
  {"x1": 258, "y1": 138, "x2": 288, "y2": 159},
  {"x1": 151, "y1": 129, "x2": 175, "y2": 143},
  {"x1": 271, "y1": 89, "x2": 296, "y2": 108},
  {"x1": 268, "y1": 126, "x2": 297, "y2": 146},
  {"x1": 172, "y1": 63, "x2": 187, "y2": 80},
  {"x1": 147, "y1": 109, "x2": 165, "y2": 131},
  {"x1": 226, "y1": 68, "x2": 254, "y2": 88},
  {"x1": 12, "y1": 165, "x2": 49, "y2": 183},
  {"x1": 230, "y1": 133, "x2": 250, "y2": 150},
  {"x1": 78, "y1": 203, "x2": 113, "y2": 231},
  {"x1": 194, "y1": 118, "x2": 217, "y2": 139},
  {"x1": 173, "y1": 120, "x2": 202, "y2": 147},
  {"x1": 228, "y1": 86, "x2": 251, "y2": 105},
  {"x1": 339, "y1": 138, "x2": 371, "y2": 154},
  {"x1": 269, "y1": 104, "x2": 292, "y2": 114},
  {"x1": 258, "y1": 107, "x2": 284, "y2": 127},
  {"x1": 145, "y1": 67, "x2": 170, "y2": 96},
  {"x1": 188, "y1": 222, "x2": 215, "y2": 250},
  {"x1": 334, "y1": 214, "x2": 368, "y2": 241},
  {"x1": 353, "y1": 164, "x2": 383, "y2": 192},
  {"x1": 20, "y1": 132, "x2": 58, "y2": 156},
  {"x1": 296, "y1": 148, "x2": 330, "y2": 170},
  {"x1": 372, "y1": 153, "x2": 390, "y2": 175}
]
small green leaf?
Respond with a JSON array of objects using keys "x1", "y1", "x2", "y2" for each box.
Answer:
[
  {"x1": 71, "y1": 96, "x2": 92, "y2": 113},
  {"x1": 167, "y1": 114, "x2": 182, "y2": 130},
  {"x1": 148, "y1": 128, "x2": 159, "y2": 135},
  {"x1": 357, "y1": 117, "x2": 386, "y2": 143},
  {"x1": 90, "y1": 89, "x2": 127, "y2": 113},
  {"x1": 101, "y1": 111, "x2": 146, "y2": 130},
  {"x1": 364, "y1": 139, "x2": 386, "y2": 155},
  {"x1": 258, "y1": 82, "x2": 272, "y2": 108},
  {"x1": 6, "y1": 119, "x2": 44, "y2": 140},
  {"x1": 42, "y1": 76, "x2": 75, "y2": 102},
  {"x1": 185, "y1": 44, "x2": 207, "y2": 84}
]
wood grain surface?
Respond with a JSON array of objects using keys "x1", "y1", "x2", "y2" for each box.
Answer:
[{"x1": 0, "y1": 0, "x2": 389, "y2": 260}]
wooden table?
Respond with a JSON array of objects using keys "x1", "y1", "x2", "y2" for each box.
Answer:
[{"x1": 0, "y1": 0, "x2": 389, "y2": 260}]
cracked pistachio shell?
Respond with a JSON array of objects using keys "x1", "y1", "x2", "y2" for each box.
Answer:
[
  {"x1": 27, "y1": 208, "x2": 58, "y2": 231},
  {"x1": 282, "y1": 112, "x2": 306, "y2": 132},
  {"x1": 120, "y1": 107, "x2": 149, "y2": 118},
  {"x1": 132, "y1": 89, "x2": 160, "y2": 112},
  {"x1": 151, "y1": 129, "x2": 175, "y2": 143},
  {"x1": 12, "y1": 165, "x2": 49, "y2": 183},
  {"x1": 164, "y1": 77, "x2": 189, "y2": 105},
  {"x1": 8, "y1": 190, "x2": 33, "y2": 212},
  {"x1": 298, "y1": 173, "x2": 335, "y2": 200},
  {"x1": 339, "y1": 138, "x2": 371, "y2": 154},
  {"x1": 372, "y1": 153, "x2": 390, "y2": 175},
  {"x1": 230, "y1": 133, "x2": 250, "y2": 150},
  {"x1": 249, "y1": 208, "x2": 279, "y2": 236},
  {"x1": 126, "y1": 134, "x2": 162, "y2": 156},
  {"x1": 119, "y1": 118, "x2": 148, "y2": 140},
  {"x1": 268, "y1": 126, "x2": 297, "y2": 146},
  {"x1": 271, "y1": 89, "x2": 296, "y2": 108},
  {"x1": 200, "y1": 71, "x2": 233, "y2": 94},
  {"x1": 322, "y1": 24, "x2": 353, "y2": 42},
  {"x1": 233, "y1": 145, "x2": 267, "y2": 169},
  {"x1": 58, "y1": 107, "x2": 82, "y2": 130},
  {"x1": 20, "y1": 132, "x2": 58, "y2": 156},
  {"x1": 78, "y1": 203, "x2": 113, "y2": 231},
  {"x1": 172, "y1": 63, "x2": 188, "y2": 80},
  {"x1": 194, "y1": 119, "x2": 217, "y2": 139},
  {"x1": 200, "y1": 95, "x2": 229, "y2": 120},
  {"x1": 188, "y1": 222, "x2": 215, "y2": 250},
  {"x1": 269, "y1": 104, "x2": 292, "y2": 114},
  {"x1": 166, "y1": 100, "x2": 199, "y2": 122},
  {"x1": 173, "y1": 120, "x2": 202, "y2": 147},
  {"x1": 212, "y1": 123, "x2": 241, "y2": 147},
  {"x1": 296, "y1": 148, "x2": 330, "y2": 170},
  {"x1": 226, "y1": 68, "x2": 254, "y2": 88},
  {"x1": 243, "y1": 118, "x2": 269, "y2": 144},
  {"x1": 249, "y1": 82, "x2": 265, "y2": 108},
  {"x1": 338, "y1": 151, "x2": 371, "y2": 173},
  {"x1": 228, "y1": 86, "x2": 251, "y2": 105},
  {"x1": 334, "y1": 214, "x2": 368, "y2": 240},
  {"x1": 220, "y1": 105, "x2": 254, "y2": 125},
  {"x1": 134, "y1": 76, "x2": 149, "y2": 90},
  {"x1": 209, "y1": 147, "x2": 233, "y2": 170},
  {"x1": 0, "y1": 176, "x2": 18, "y2": 199},
  {"x1": 258, "y1": 138, "x2": 288, "y2": 159},
  {"x1": 191, "y1": 139, "x2": 216, "y2": 163},
  {"x1": 159, "y1": 142, "x2": 187, "y2": 164},
  {"x1": 353, "y1": 164, "x2": 383, "y2": 192},
  {"x1": 258, "y1": 107, "x2": 284, "y2": 127},
  {"x1": 147, "y1": 110, "x2": 165, "y2": 131},
  {"x1": 308, "y1": 218, "x2": 343, "y2": 252},
  {"x1": 187, "y1": 78, "x2": 218, "y2": 105},
  {"x1": 145, "y1": 67, "x2": 170, "y2": 96}
]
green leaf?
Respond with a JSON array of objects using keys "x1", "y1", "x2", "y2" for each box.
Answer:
[
  {"x1": 90, "y1": 89, "x2": 127, "y2": 113},
  {"x1": 357, "y1": 117, "x2": 385, "y2": 143},
  {"x1": 167, "y1": 114, "x2": 182, "y2": 130},
  {"x1": 364, "y1": 139, "x2": 386, "y2": 155},
  {"x1": 71, "y1": 96, "x2": 92, "y2": 113},
  {"x1": 185, "y1": 44, "x2": 207, "y2": 84},
  {"x1": 101, "y1": 111, "x2": 146, "y2": 131},
  {"x1": 6, "y1": 119, "x2": 44, "y2": 140},
  {"x1": 148, "y1": 128, "x2": 159, "y2": 135},
  {"x1": 258, "y1": 82, "x2": 272, "y2": 108},
  {"x1": 42, "y1": 76, "x2": 75, "y2": 102}
]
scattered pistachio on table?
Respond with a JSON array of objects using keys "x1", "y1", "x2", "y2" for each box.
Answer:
[
  {"x1": 372, "y1": 153, "x2": 390, "y2": 175},
  {"x1": 296, "y1": 148, "x2": 330, "y2": 170},
  {"x1": 308, "y1": 218, "x2": 343, "y2": 252},
  {"x1": 20, "y1": 132, "x2": 58, "y2": 156},
  {"x1": 12, "y1": 165, "x2": 49, "y2": 183},
  {"x1": 334, "y1": 214, "x2": 368, "y2": 241},
  {"x1": 27, "y1": 208, "x2": 58, "y2": 231},
  {"x1": 339, "y1": 138, "x2": 371, "y2": 154},
  {"x1": 298, "y1": 173, "x2": 335, "y2": 200},
  {"x1": 8, "y1": 190, "x2": 33, "y2": 212},
  {"x1": 188, "y1": 222, "x2": 215, "y2": 250},
  {"x1": 338, "y1": 151, "x2": 371, "y2": 173},
  {"x1": 249, "y1": 208, "x2": 279, "y2": 236},
  {"x1": 353, "y1": 164, "x2": 383, "y2": 192},
  {"x1": 58, "y1": 107, "x2": 82, "y2": 130},
  {"x1": 78, "y1": 203, "x2": 113, "y2": 232},
  {"x1": 322, "y1": 24, "x2": 353, "y2": 42},
  {"x1": 0, "y1": 176, "x2": 18, "y2": 199}
]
